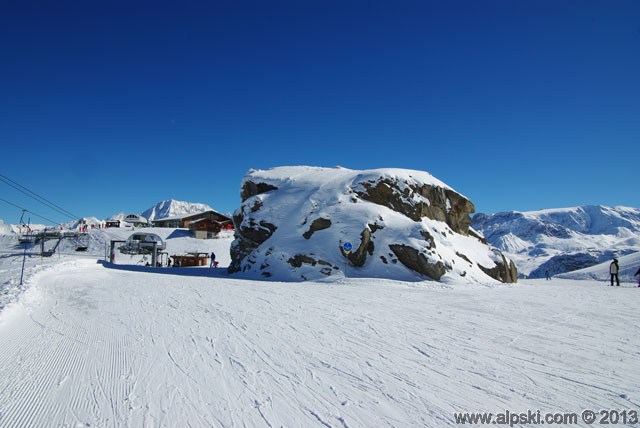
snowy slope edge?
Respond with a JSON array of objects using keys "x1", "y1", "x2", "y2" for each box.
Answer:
[{"x1": 229, "y1": 166, "x2": 517, "y2": 283}]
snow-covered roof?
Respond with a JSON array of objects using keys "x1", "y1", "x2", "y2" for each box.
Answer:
[{"x1": 124, "y1": 214, "x2": 148, "y2": 224}]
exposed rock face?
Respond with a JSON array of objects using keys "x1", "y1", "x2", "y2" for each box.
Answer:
[
  {"x1": 229, "y1": 209, "x2": 277, "y2": 273},
  {"x1": 229, "y1": 166, "x2": 517, "y2": 283},
  {"x1": 303, "y1": 218, "x2": 332, "y2": 240},
  {"x1": 240, "y1": 181, "x2": 278, "y2": 201},
  {"x1": 389, "y1": 244, "x2": 447, "y2": 280},
  {"x1": 357, "y1": 179, "x2": 475, "y2": 235},
  {"x1": 340, "y1": 227, "x2": 373, "y2": 267},
  {"x1": 479, "y1": 252, "x2": 518, "y2": 284}
]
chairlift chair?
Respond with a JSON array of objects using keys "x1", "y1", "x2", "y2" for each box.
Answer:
[
  {"x1": 18, "y1": 232, "x2": 36, "y2": 244},
  {"x1": 75, "y1": 233, "x2": 89, "y2": 252}
]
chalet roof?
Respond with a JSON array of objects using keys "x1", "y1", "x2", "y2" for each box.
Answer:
[
  {"x1": 124, "y1": 214, "x2": 149, "y2": 224},
  {"x1": 153, "y1": 209, "x2": 231, "y2": 223},
  {"x1": 153, "y1": 211, "x2": 209, "y2": 222}
]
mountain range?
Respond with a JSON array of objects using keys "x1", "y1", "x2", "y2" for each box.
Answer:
[
  {"x1": 3, "y1": 196, "x2": 638, "y2": 280},
  {"x1": 472, "y1": 205, "x2": 640, "y2": 278}
]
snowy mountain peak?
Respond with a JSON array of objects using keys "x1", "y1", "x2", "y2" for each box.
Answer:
[{"x1": 140, "y1": 199, "x2": 214, "y2": 221}]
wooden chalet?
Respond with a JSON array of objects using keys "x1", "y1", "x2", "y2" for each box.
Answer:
[
  {"x1": 189, "y1": 217, "x2": 233, "y2": 239},
  {"x1": 153, "y1": 210, "x2": 233, "y2": 238}
]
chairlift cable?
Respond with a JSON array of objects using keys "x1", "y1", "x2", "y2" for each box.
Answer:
[
  {"x1": 0, "y1": 197, "x2": 120, "y2": 242},
  {"x1": 0, "y1": 174, "x2": 80, "y2": 221},
  {"x1": 0, "y1": 175, "x2": 130, "y2": 243},
  {"x1": 0, "y1": 198, "x2": 62, "y2": 226},
  {"x1": 0, "y1": 174, "x2": 80, "y2": 219}
]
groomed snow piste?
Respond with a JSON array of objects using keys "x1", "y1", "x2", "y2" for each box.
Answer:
[{"x1": 0, "y1": 258, "x2": 638, "y2": 427}]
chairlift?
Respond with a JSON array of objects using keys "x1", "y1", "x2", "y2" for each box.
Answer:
[
  {"x1": 118, "y1": 233, "x2": 166, "y2": 255},
  {"x1": 18, "y1": 234, "x2": 36, "y2": 244},
  {"x1": 75, "y1": 233, "x2": 89, "y2": 252}
]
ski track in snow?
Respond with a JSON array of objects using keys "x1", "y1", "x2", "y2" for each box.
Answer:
[{"x1": 0, "y1": 260, "x2": 639, "y2": 427}]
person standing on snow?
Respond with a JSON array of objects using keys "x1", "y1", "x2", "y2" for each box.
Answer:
[
  {"x1": 210, "y1": 252, "x2": 217, "y2": 268},
  {"x1": 634, "y1": 266, "x2": 640, "y2": 287},
  {"x1": 610, "y1": 258, "x2": 620, "y2": 287},
  {"x1": 545, "y1": 270, "x2": 551, "y2": 280}
]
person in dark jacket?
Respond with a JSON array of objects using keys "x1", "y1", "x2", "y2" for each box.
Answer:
[
  {"x1": 634, "y1": 266, "x2": 640, "y2": 287},
  {"x1": 610, "y1": 258, "x2": 620, "y2": 286}
]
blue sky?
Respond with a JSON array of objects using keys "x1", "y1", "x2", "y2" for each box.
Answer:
[{"x1": 1, "y1": 1, "x2": 639, "y2": 225}]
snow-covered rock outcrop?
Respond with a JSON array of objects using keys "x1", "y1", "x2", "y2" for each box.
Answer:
[
  {"x1": 472, "y1": 206, "x2": 640, "y2": 277},
  {"x1": 229, "y1": 166, "x2": 517, "y2": 283}
]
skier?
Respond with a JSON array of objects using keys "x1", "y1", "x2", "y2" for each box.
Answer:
[
  {"x1": 210, "y1": 252, "x2": 218, "y2": 268},
  {"x1": 545, "y1": 270, "x2": 551, "y2": 280},
  {"x1": 634, "y1": 266, "x2": 640, "y2": 288},
  {"x1": 609, "y1": 258, "x2": 620, "y2": 287}
]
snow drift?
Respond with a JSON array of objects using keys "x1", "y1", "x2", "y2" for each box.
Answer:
[{"x1": 229, "y1": 166, "x2": 517, "y2": 283}]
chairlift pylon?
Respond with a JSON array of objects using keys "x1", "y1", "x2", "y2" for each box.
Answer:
[{"x1": 17, "y1": 209, "x2": 35, "y2": 244}]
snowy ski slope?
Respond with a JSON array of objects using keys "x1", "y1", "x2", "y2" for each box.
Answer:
[{"x1": 0, "y1": 258, "x2": 638, "y2": 427}]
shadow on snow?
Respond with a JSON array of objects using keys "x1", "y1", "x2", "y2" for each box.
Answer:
[
  {"x1": 165, "y1": 229, "x2": 192, "y2": 240},
  {"x1": 97, "y1": 260, "x2": 229, "y2": 278}
]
